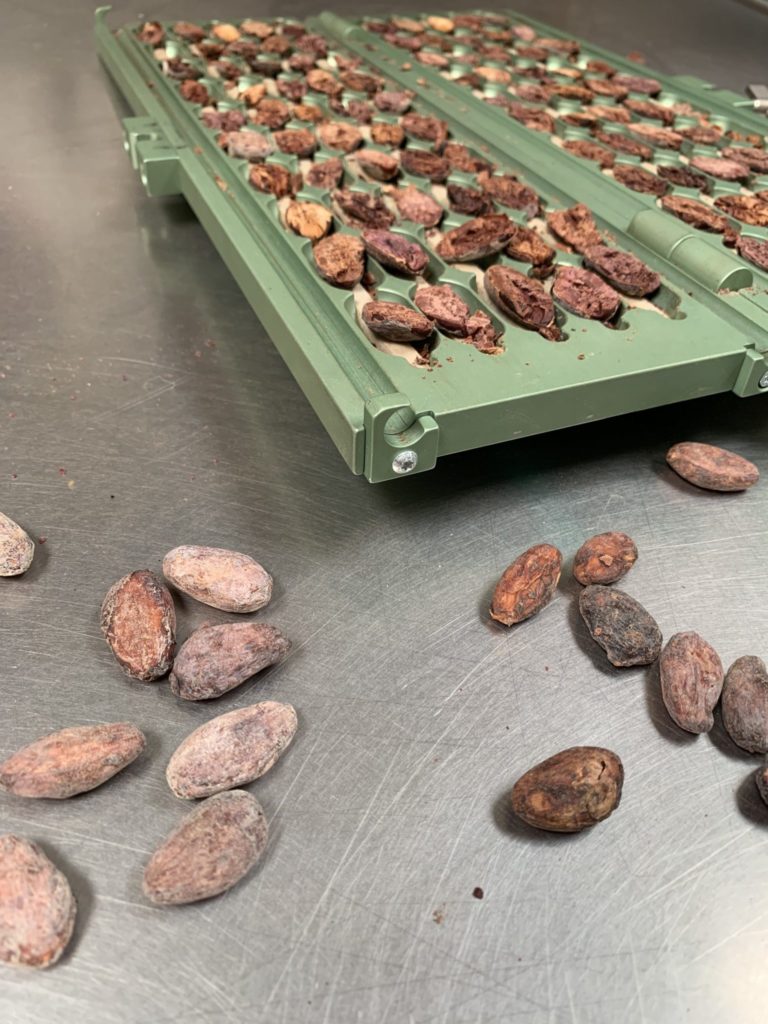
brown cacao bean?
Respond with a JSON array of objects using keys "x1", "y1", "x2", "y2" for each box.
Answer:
[
  {"x1": 490, "y1": 544, "x2": 562, "y2": 626},
  {"x1": 722, "y1": 146, "x2": 768, "y2": 175},
  {"x1": 659, "y1": 632, "x2": 724, "y2": 733},
  {"x1": 313, "y1": 234, "x2": 365, "y2": 288},
  {"x1": 656, "y1": 164, "x2": 709, "y2": 191},
  {"x1": 0, "y1": 835, "x2": 76, "y2": 968},
  {"x1": 573, "y1": 532, "x2": 637, "y2": 585},
  {"x1": 333, "y1": 189, "x2": 394, "y2": 228},
  {"x1": 582, "y1": 245, "x2": 661, "y2": 297},
  {"x1": 552, "y1": 267, "x2": 621, "y2": 320},
  {"x1": 437, "y1": 214, "x2": 515, "y2": 262},
  {"x1": 101, "y1": 570, "x2": 176, "y2": 681},
  {"x1": 272, "y1": 128, "x2": 317, "y2": 159},
  {"x1": 172, "y1": 21, "x2": 206, "y2": 42},
  {"x1": 510, "y1": 747, "x2": 623, "y2": 832},
  {"x1": 221, "y1": 130, "x2": 274, "y2": 162},
  {"x1": 0, "y1": 512, "x2": 34, "y2": 576},
  {"x1": 137, "y1": 21, "x2": 164, "y2": 45},
  {"x1": 400, "y1": 149, "x2": 450, "y2": 182},
  {"x1": 143, "y1": 791, "x2": 267, "y2": 905},
  {"x1": 167, "y1": 701, "x2": 297, "y2": 798},
  {"x1": 666, "y1": 442, "x2": 759, "y2": 492},
  {"x1": 413, "y1": 285, "x2": 468, "y2": 334},
  {"x1": 612, "y1": 164, "x2": 668, "y2": 197},
  {"x1": 484, "y1": 266, "x2": 560, "y2": 340},
  {"x1": 546, "y1": 204, "x2": 603, "y2": 253},
  {"x1": 370, "y1": 122, "x2": 405, "y2": 147},
  {"x1": 476, "y1": 172, "x2": 541, "y2": 217},
  {"x1": 248, "y1": 163, "x2": 299, "y2": 198},
  {"x1": 170, "y1": 622, "x2": 290, "y2": 701},
  {"x1": 722, "y1": 656, "x2": 768, "y2": 753},
  {"x1": 361, "y1": 301, "x2": 434, "y2": 342},
  {"x1": 737, "y1": 235, "x2": 768, "y2": 271},
  {"x1": 305, "y1": 157, "x2": 344, "y2": 191},
  {"x1": 285, "y1": 200, "x2": 333, "y2": 242},
  {"x1": 660, "y1": 196, "x2": 737, "y2": 241},
  {"x1": 690, "y1": 156, "x2": 750, "y2": 183},
  {"x1": 374, "y1": 90, "x2": 413, "y2": 114},
  {"x1": 579, "y1": 585, "x2": 662, "y2": 667},
  {"x1": 362, "y1": 229, "x2": 429, "y2": 276},
  {"x1": 163, "y1": 545, "x2": 273, "y2": 613},
  {"x1": 623, "y1": 98, "x2": 675, "y2": 124},
  {"x1": 355, "y1": 149, "x2": 400, "y2": 182},
  {"x1": 612, "y1": 73, "x2": 661, "y2": 95},
  {"x1": 756, "y1": 761, "x2": 768, "y2": 806},
  {"x1": 0, "y1": 723, "x2": 145, "y2": 799},
  {"x1": 391, "y1": 185, "x2": 444, "y2": 227},
  {"x1": 317, "y1": 122, "x2": 363, "y2": 153},
  {"x1": 713, "y1": 194, "x2": 768, "y2": 227},
  {"x1": 563, "y1": 139, "x2": 616, "y2": 169}
]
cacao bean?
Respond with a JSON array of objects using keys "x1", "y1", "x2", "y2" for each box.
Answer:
[
  {"x1": 167, "y1": 701, "x2": 297, "y2": 798},
  {"x1": 0, "y1": 512, "x2": 34, "y2": 576},
  {"x1": 143, "y1": 791, "x2": 267, "y2": 905},
  {"x1": 0, "y1": 723, "x2": 145, "y2": 799},
  {"x1": 573, "y1": 532, "x2": 637, "y2": 585},
  {"x1": 659, "y1": 632, "x2": 724, "y2": 733},
  {"x1": 170, "y1": 622, "x2": 290, "y2": 701},
  {"x1": 490, "y1": 544, "x2": 562, "y2": 626},
  {"x1": 0, "y1": 835, "x2": 76, "y2": 968},
  {"x1": 579, "y1": 585, "x2": 662, "y2": 667},
  {"x1": 666, "y1": 442, "x2": 759, "y2": 492},
  {"x1": 313, "y1": 234, "x2": 365, "y2": 288},
  {"x1": 162, "y1": 545, "x2": 273, "y2": 613},
  {"x1": 511, "y1": 747, "x2": 623, "y2": 832},
  {"x1": 101, "y1": 570, "x2": 176, "y2": 681},
  {"x1": 722, "y1": 656, "x2": 768, "y2": 753}
]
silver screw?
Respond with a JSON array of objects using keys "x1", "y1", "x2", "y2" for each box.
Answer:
[
  {"x1": 392, "y1": 450, "x2": 418, "y2": 475},
  {"x1": 759, "y1": 370, "x2": 768, "y2": 390}
]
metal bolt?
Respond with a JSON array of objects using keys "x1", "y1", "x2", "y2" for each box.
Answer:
[
  {"x1": 759, "y1": 370, "x2": 768, "y2": 390},
  {"x1": 392, "y1": 450, "x2": 418, "y2": 475}
]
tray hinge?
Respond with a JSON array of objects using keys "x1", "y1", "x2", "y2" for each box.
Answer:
[
  {"x1": 122, "y1": 117, "x2": 181, "y2": 197},
  {"x1": 627, "y1": 209, "x2": 753, "y2": 292},
  {"x1": 363, "y1": 394, "x2": 439, "y2": 483}
]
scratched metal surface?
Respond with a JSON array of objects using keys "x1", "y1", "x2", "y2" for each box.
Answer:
[{"x1": 1, "y1": 1, "x2": 768, "y2": 1021}]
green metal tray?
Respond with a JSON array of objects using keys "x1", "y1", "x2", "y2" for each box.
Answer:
[{"x1": 95, "y1": 8, "x2": 768, "y2": 482}]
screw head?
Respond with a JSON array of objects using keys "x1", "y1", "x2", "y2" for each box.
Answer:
[
  {"x1": 759, "y1": 370, "x2": 768, "y2": 390},
  {"x1": 392, "y1": 450, "x2": 418, "y2": 475}
]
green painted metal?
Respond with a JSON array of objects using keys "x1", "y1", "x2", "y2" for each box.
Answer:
[{"x1": 96, "y1": 9, "x2": 768, "y2": 482}]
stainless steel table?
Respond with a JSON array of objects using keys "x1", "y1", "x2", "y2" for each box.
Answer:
[{"x1": 2, "y1": 2, "x2": 767, "y2": 1021}]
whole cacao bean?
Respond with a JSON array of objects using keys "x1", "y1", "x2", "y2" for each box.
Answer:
[
  {"x1": 511, "y1": 747, "x2": 623, "y2": 832},
  {"x1": 162, "y1": 545, "x2": 273, "y2": 613},
  {"x1": 722, "y1": 656, "x2": 768, "y2": 753},
  {"x1": 659, "y1": 632, "x2": 724, "y2": 733},
  {"x1": 0, "y1": 723, "x2": 145, "y2": 799},
  {"x1": 579, "y1": 585, "x2": 662, "y2": 667},
  {"x1": 490, "y1": 544, "x2": 562, "y2": 626},
  {"x1": 756, "y1": 761, "x2": 768, "y2": 806},
  {"x1": 167, "y1": 701, "x2": 297, "y2": 798},
  {"x1": 0, "y1": 835, "x2": 76, "y2": 968},
  {"x1": 143, "y1": 791, "x2": 267, "y2": 905},
  {"x1": 573, "y1": 532, "x2": 638, "y2": 585},
  {"x1": 666, "y1": 442, "x2": 759, "y2": 492},
  {"x1": 170, "y1": 622, "x2": 290, "y2": 701},
  {"x1": 0, "y1": 512, "x2": 34, "y2": 576},
  {"x1": 101, "y1": 570, "x2": 176, "y2": 681}
]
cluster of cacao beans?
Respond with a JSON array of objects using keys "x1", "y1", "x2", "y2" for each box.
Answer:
[
  {"x1": 0, "y1": 532, "x2": 297, "y2": 968},
  {"x1": 492, "y1": 442, "x2": 765, "y2": 834}
]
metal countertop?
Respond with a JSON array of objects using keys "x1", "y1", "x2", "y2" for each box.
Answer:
[{"x1": 2, "y1": 2, "x2": 767, "y2": 1021}]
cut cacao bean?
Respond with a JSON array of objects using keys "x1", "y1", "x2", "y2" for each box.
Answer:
[
  {"x1": 362, "y1": 229, "x2": 429, "y2": 275},
  {"x1": 582, "y1": 245, "x2": 661, "y2": 297},
  {"x1": 391, "y1": 185, "x2": 443, "y2": 226},
  {"x1": 437, "y1": 214, "x2": 516, "y2": 261},
  {"x1": 484, "y1": 266, "x2": 560, "y2": 339},
  {"x1": 361, "y1": 301, "x2": 434, "y2": 342},
  {"x1": 552, "y1": 267, "x2": 621, "y2": 320},
  {"x1": 546, "y1": 204, "x2": 603, "y2": 253},
  {"x1": 355, "y1": 149, "x2": 400, "y2": 182},
  {"x1": 313, "y1": 233, "x2": 365, "y2": 288}
]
